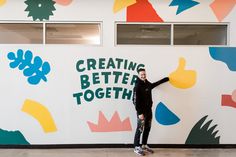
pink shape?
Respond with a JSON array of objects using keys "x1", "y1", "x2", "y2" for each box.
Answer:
[
  {"x1": 87, "y1": 111, "x2": 132, "y2": 132},
  {"x1": 210, "y1": 0, "x2": 236, "y2": 22},
  {"x1": 232, "y1": 90, "x2": 236, "y2": 102},
  {"x1": 54, "y1": 0, "x2": 72, "y2": 6},
  {"x1": 222, "y1": 95, "x2": 236, "y2": 108}
]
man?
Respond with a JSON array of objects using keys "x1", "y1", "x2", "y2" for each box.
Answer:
[{"x1": 133, "y1": 68, "x2": 169, "y2": 156}]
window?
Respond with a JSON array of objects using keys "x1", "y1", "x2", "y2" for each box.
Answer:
[
  {"x1": 174, "y1": 24, "x2": 228, "y2": 45},
  {"x1": 0, "y1": 22, "x2": 101, "y2": 45},
  {"x1": 116, "y1": 23, "x2": 228, "y2": 45},
  {"x1": 116, "y1": 24, "x2": 171, "y2": 45},
  {"x1": 46, "y1": 23, "x2": 101, "y2": 45},
  {"x1": 0, "y1": 23, "x2": 43, "y2": 44}
]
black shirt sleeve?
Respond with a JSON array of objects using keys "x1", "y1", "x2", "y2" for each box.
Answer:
[{"x1": 151, "y1": 77, "x2": 169, "y2": 89}]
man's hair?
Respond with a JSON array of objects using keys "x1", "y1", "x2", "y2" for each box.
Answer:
[{"x1": 137, "y1": 68, "x2": 145, "y2": 73}]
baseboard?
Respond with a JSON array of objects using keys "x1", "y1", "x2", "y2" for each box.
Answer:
[{"x1": 1, "y1": 144, "x2": 236, "y2": 149}]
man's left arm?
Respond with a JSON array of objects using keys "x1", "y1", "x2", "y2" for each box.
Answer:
[{"x1": 151, "y1": 77, "x2": 169, "y2": 89}]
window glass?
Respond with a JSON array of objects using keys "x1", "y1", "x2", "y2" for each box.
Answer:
[
  {"x1": 174, "y1": 25, "x2": 227, "y2": 45},
  {"x1": 117, "y1": 24, "x2": 171, "y2": 45},
  {"x1": 0, "y1": 23, "x2": 43, "y2": 44},
  {"x1": 46, "y1": 23, "x2": 101, "y2": 45}
]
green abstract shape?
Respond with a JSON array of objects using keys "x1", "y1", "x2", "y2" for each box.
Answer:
[
  {"x1": 185, "y1": 115, "x2": 220, "y2": 144},
  {"x1": 25, "y1": 0, "x2": 56, "y2": 21},
  {"x1": 0, "y1": 128, "x2": 30, "y2": 145}
]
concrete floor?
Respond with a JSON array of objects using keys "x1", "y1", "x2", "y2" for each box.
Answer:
[{"x1": 0, "y1": 148, "x2": 236, "y2": 157}]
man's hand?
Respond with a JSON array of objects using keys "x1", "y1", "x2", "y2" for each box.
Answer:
[{"x1": 138, "y1": 114, "x2": 144, "y2": 120}]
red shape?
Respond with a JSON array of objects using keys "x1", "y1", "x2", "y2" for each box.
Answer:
[
  {"x1": 221, "y1": 95, "x2": 236, "y2": 108},
  {"x1": 87, "y1": 111, "x2": 132, "y2": 132},
  {"x1": 127, "y1": 0, "x2": 164, "y2": 22}
]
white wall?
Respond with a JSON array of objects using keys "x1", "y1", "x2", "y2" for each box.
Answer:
[{"x1": 0, "y1": 0, "x2": 235, "y2": 145}]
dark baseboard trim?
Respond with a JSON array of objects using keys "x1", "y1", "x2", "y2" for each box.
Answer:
[{"x1": 1, "y1": 144, "x2": 236, "y2": 149}]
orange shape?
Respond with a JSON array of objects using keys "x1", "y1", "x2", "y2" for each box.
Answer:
[
  {"x1": 113, "y1": 0, "x2": 136, "y2": 13},
  {"x1": 87, "y1": 111, "x2": 132, "y2": 132},
  {"x1": 222, "y1": 95, "x2": 236, "y2": 108},
  {"x1": 210, "y1": 0, "x2": 236, "y2": 22},
  {"x1": 127, "y1": 0, "x2": 164, "y2": 22},
  {"x1": 54, "y1": 0, "x2": 72, "y2": 6}
]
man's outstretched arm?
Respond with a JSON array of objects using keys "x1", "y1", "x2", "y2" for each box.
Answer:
[{"x1": 151, "y1": 77, "x2": 169, "y2": 89}]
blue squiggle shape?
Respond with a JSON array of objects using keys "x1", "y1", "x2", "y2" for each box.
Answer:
[
  {"x1": 155, "y1": 102, "x2": 180, "y2": 125},
  {"x1": 7, "y1": 49, "x2": 51, "y2": 85},
  {"x1": 209, "y1": 47, "x2": 236, "y2": 71},
  {"x1": 169, "y1": 0, "x2": 200, "y2": 15}
]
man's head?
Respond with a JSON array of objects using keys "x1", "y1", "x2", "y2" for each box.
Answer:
[{"x1": 138, "y1": 68, "x2": 146, "y2": 81}]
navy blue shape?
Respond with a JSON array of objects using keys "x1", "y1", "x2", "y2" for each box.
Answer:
[
  {"x1": 155, "y1": 102, "x2": 180, "y2": 125},
  {"x1": 7, "y1": 49, "x2": 51, "y2": 85},
  {"x1": 209, "y1": 47, "x2": 236, "y2": 71},
  {"x1": 169, "y1": 0, "x2": 200, "y2": 15}
]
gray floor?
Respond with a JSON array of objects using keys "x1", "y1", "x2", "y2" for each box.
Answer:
[{"x1": 0, "y1": 148, "x2": 236, "y2": 157}]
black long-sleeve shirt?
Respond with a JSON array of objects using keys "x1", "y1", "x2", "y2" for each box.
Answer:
[{"x1": 133, "y1": 77, "x2": 169, "y2": 115}]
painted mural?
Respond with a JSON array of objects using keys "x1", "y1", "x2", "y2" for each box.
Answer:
[{"x1": 0, "y1": 0, "x2": 235, "y2": 145}]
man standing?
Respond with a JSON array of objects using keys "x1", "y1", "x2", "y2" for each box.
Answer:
[{"x1": 133, "y1": 68, "x2": 169, "y2": 156}]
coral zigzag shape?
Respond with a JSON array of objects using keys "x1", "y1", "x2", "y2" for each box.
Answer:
[{"x1": 87, "y1": 111, "x2": 132, "y2": 132}]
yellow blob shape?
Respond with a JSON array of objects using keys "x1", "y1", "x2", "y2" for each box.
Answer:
[
  {"x1": 113, "y1": 0, "x2": 136, "y2": 13},
  {"x1": 0, "y1": 0, "x2": 6, "y2": 6},
  {"x1": 22, "y1": 99, "x2": 57, "y2": 133},
  {"x1": 169, "y1": 57, "x2": 197, "y2": 89}
]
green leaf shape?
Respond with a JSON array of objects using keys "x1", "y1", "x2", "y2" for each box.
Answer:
[{"x1": 185, "y1": 115, "x2": 220, "y2": 144}]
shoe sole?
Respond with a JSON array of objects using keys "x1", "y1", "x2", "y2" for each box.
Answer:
[{"x1": 134, "y1": 150, "x2": 145, "y2": 156}]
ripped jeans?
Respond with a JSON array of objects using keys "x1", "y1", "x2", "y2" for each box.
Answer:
[{"x1": 134, "y1": 111, "x2": 152, "y2": 147}]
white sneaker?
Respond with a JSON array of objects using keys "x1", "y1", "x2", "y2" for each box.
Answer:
[
  {"x1": 134, "y1": 146, "x2": 145, "y2": 156},
  {"x1": 142, "y1": 145, "x2": 154, "y2": 153}
]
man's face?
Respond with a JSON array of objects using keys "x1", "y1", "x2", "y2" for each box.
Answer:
[{"x1": 138, "y1": 70, "x2": 146, "y2": 81}]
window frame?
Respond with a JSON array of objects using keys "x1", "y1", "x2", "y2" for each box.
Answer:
[
  {"x1": 45, "y1": 21, "x2": 102, "y2": 46},
  {"x1": 0, "y1": 21, "x2": 44, "y2": 44},
  {"x1": 173, "y1": 23, "x2": 229, "y2": 46},
  {"x1": 0, "y1": 21, "x2": 103, "y2": 46},
  {"x1": 115, "y1": 22, "x2": 230, "y2": 46},
  {"x1": 115, "y1": 22, "x2": 172, "y2": 46}
]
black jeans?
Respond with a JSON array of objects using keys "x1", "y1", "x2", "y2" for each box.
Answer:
[{"x1": 134, "y1": 110, "x2": 152, "y2": 147}]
